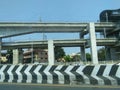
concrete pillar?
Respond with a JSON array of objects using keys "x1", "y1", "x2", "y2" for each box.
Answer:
[
  {"x1": 106, "y1": 47, "x2": 119, "y2": 60},
  {"x1": 13, "y1": 49, "x2": 18, "y2": 64},
  {"x1": 105, "y1": 47, "x2": 111, "y2": 60},
  {"x1": 88, "y1": 22, "x2": 98, "y2": 64},
  {"x1": 13, "y1": 49, "x2": 23, "y2": 64},
  {"x1": 0, "y1": 38, "x2": 2, "y2": 64},
  {"x1": 79, "y1": 33, "x2": 86, "y2": 61},
  {"x1": 48, "y1": 40, "x2": 54, "y2": 65},
  {"x1": 110, "y1": 48, "x2": 118, "y2": 60},
  {"x1": 19, "y1": 49, "x2": 23, "y2": 64},
  {"x1": 81, "y1": 46, "x2": 86, "y2": 61}
]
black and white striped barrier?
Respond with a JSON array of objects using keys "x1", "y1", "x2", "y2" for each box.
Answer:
[{"x1": 0, "y1": 64, "x2": 120, "y2": 85}]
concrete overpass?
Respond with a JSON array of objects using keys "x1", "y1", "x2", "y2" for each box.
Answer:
[
  {"x1": 2, "y1": 38, "x2": 117, "y2": 49},
  {"x1": 1, "y1": 38, "x2": 118, "y2": 65},
  {"x1": 0, "y1": 22, "x2": 116, "y2": 38},
  {"x1": 0, "y1": 22, "x2": 119, "y2": 65}
]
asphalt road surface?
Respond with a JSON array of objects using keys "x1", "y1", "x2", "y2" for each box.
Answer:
[{"x1": 0, "y1": 83, "x2": 120, "y2": 90}]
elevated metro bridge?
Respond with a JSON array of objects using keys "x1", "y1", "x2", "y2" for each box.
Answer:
[
  {"x1": 0, "y1": 22, "x2": 119, "y2": 65},
  {"x1": 0, "y1": 22, "x2": 116, "y2": 38},
  {"x1": 2, "y1": 38, "x2": 118, "y2": 49}
]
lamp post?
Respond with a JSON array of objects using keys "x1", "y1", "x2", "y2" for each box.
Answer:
[{"x1": 31, "y1": 41, "x2": 34, "y2": 63}]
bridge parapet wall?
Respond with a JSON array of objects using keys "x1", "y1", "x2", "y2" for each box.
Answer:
[{"x1": 0, "y1": 64, "x2": 120, "y2": 85}]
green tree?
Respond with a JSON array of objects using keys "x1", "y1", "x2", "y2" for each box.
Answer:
[
  {"x1": 6, "y1": 49, "x2": 13, "y2": 64},
  {"x1": 86, "y1": 53, "x2": 91, "y2": 61},
  {"x1": 64, "y1": 55, "x2": 72, "y2": 62},
  {"x1": 98, "y1": 47, "x2": 105, "y2": 61},
  {"x1": 54, "y1": 47, "x2": 65, "y2": 61}
]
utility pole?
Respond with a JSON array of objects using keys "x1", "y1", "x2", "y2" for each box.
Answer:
[
  {"x1": 31, "y1": 41, "x2": 34, "y2": 63},
  {"x1": 39, "y1": 17, "x2": 47, "y2": 40}
]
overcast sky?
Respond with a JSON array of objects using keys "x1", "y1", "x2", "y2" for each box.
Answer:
[{"x1": 0, "y1": 0, "x2": 120, "y2": 54}]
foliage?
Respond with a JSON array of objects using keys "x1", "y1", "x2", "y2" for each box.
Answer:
[
  {"x1": 85, "y1": 47, "x2": 105, "y2": 61},
  {"x1": 86, "y1": 53, "x2": 91, "y2": 61},
  {"x1": 98, "y1": 47, "x2": 105, "y2": 61},
  {"x1": 6, "y1": 49, "x2": 13, "y2": 64},
  {"x1": 54, "y1": 47, "x2": 65, "y2": 60},
  {"x1": 64, "y1": 55, "x2": 72, "y2": 62},
  {"x1": 7, "y1": 49, "x2": 13, "y2": 54}
]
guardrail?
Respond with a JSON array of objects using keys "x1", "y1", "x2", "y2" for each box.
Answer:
[{"x1": 0, "y1": 64, "x2": 120, "y2": 85}]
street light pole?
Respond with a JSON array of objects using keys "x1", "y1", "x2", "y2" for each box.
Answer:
[{"x1": 31, "y1": 41, "x2": 34, "y2": 63}]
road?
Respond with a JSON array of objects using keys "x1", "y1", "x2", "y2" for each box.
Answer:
[{"x1": 0, "y1": 83, "x2": 120, "y2": 90}]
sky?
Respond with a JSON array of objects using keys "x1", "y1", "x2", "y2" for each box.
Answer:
[{"x1": 0, "y1": 0, "x2": 120, "y2": 54}]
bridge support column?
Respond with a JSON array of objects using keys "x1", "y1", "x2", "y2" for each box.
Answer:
[
  {"x1": 80, "y1": 33, "x2": 86, "y2": 61},
  {"x1": 88, "y1": 22, "x2": 98, "y2": 64},
  {"x1": 105, "y1": 47, "x2": 111, "y2": 60},
  {"x1": 110, "y1": 48, "x2": 118, "y2": 60},
  {"x1": 106, "y1": 47, "x2": 119, "y2": 60},
  {"x1": 81, "y1": 46, "x2": 86, "y2": 61},
  {"x1": 48, "y1": 40, "x2": 54, "y2": 65},
  {"x1": 0, "y1": 38, "x2": 1, "y2": 64},
  {"x1": 13, "y1": 49, "x2": 23, "y2": 64}
]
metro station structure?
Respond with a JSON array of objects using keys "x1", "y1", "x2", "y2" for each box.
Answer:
[{"x1": 0, "y1": 9, "x2": 120, "y2": 65}]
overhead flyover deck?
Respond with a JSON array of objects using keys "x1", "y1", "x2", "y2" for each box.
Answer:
[
  {"x1": 0, "y1": 22, "x2": 116, "y2": 38},
  {"x1": 2, "y1": 38, "x2": 117, "y2": 49},
  {"x1": 0, "y1": 22, "x2": 119, "y2": 65}
]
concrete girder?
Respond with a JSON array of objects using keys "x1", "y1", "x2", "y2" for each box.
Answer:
[
  {"x1": 0, "y1": 22, "x2": 116, "y2": 38},
  {"x1": 1, "y1": 38, "x2": 117, "y2": 50}
]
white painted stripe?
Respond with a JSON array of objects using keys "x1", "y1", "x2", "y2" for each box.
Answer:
[
  {"x1": 43, "y1": 65, "x2": 53, "y2": 84},
  {"x1": 116, "y1": 66, "x2": 120, "y2": 79},
  {"x1": 15, "y1": 65, "x2": 24, "y2": 83},
  {"x1": 91, "y1": 65, "x2": 104, "y2": 85},
  {"x1": 7, "y1": 65, "x2": 15, "y2": 82},
  {"x1": 54, "y1": 65, "x2": 64, "y2": 84},
  {"x1": 103, "y1": 65, "x2": 117, "y2": 85},
  {"x1": 65, "y1": 66, "x2": 76, "y2": 82},
  {"x1": 33, "y1": 65, "x2": 43, "y2": 83},
  {"x1": 76, "y1": 65, "x2": 90, "y2": 84},
  {"x1": 24, "y1": 65, "x2": 33, "y2": 83},
  {"x1": 0, "y1": 65, "x2": 7, "y2": 82}
]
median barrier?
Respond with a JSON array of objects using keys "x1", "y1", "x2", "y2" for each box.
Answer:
[{"x1": 0, "y1": 64, "x2": 120, "y2": 85}]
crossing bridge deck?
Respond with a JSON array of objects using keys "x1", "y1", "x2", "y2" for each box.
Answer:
[{"x1": 2, "y1": 38, "x2": 117, "y2": 49}]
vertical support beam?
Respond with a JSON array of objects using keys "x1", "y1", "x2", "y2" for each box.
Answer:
[
  {"x1": 80, "y1": 33, "x2": 86, "y2": 61},
  {"x1": 105, "y1": 47, "x2": 111, "y2": 60},
  {"x1": 110, "y1": 48, "x2": 118, "y2": 60},
  {"x1": 13, "y1": 49, "x2": 23, "y2": 64},
  {"x1": 88, "y1": 22, "x2": 98, "y2": 64},
  {"x1": 13, "y1": 49, "x2": 19, "y2": 64},
  {"x1": 19, "y1": 49, "x2": 23, "y2": 64},
  {"x1": 0, "y1": 38, "x2": 2, "y2": 64},
  {"x1": 48, "y1": 40, "x2": 54, "y2": 65},
  {"x1": 81, "y1": 46, "x2": 86, "y2": 61}
]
